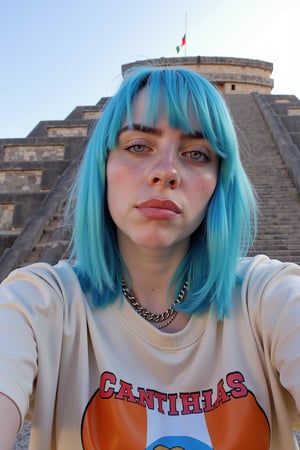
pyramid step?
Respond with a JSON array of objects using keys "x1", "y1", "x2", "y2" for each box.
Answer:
[
  {"x1": 0, "y1": 193, "x2": 46, "y2": 229},
  {"x1": 225, "y1": 93, "x2": 300, "y2": 262},
  {"x1": 0, "y1": 137, "x2": 84, "y2": 162},
  {"x1": 1, "y1": 144, "x2": 65, "y2": 161},
  {"x1": 0, "y1": 169, "x2": 42, "y2": 193},
  {"x1": 46, "y1": 125, "x2": 88, "y2": 137},
  {"x1": 28, "y1": 120, "x2": 94, "y2": 138},
  {"x1": 81, "y1": 110, "x2": 101, "y2": 120},
  {"x1": 21, "y1": 240, "x2": 69, "y2": 266},
  {"x1": 0, "y1": 231, "x2": 20, "y2": 256}
]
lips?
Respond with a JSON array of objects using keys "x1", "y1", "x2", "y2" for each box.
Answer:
[
  {"x1": 137, "y1": 198, "x2": 181, "y2": 213},
  {"x1": 136, "y1": 198, "x2": 181, "y2": 220}
]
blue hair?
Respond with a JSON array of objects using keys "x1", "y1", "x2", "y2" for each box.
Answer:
[{"x1": 68, "y1": 67, "x2": 256, "y2": 318}]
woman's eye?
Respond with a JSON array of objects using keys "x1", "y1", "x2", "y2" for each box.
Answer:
[
  {"x1": 185, "y1": 150, "x2": 208, "y2": 161},
  {"x1": 125, "y1": 143, "x2": 150, "y2": 153}
]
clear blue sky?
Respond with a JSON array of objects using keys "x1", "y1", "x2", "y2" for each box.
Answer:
[{"x1": 0, "y1": 0, "x2": 299, "y2": 138}]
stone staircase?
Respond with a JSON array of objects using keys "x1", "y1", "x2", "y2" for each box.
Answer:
[{"x1": 225, "y1": 93, "x2": 300, "y2": 265}]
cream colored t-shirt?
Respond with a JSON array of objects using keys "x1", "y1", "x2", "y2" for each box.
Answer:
[{"x1": 0, "y1": 255, "x2": 299, "y2": 449}]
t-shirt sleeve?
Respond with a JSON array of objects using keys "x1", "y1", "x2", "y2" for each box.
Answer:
[
  {"x1": 0, "y1": 263, "x2": 65, "y2": 423},
  {"x1": 245, "y1": 257, "x2": 300, "y2": 419}
]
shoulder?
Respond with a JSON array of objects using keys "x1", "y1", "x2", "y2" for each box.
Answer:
[
  {"x1": 237, "y1": 254, "x2": 300, "y2": 291},
  {"x1": 3, "y1": 260, "x2": 78, "y2": 287},
  {"x1": 236, "y1": 254, "x2": 300, "y2": 327},
  {"x1": 1, "y1": 260, "x2": 85, "y2": 312}
]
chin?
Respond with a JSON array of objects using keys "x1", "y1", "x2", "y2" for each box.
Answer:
[
  {"x1": 118, "y1": 228, "x2": 190, "y2": 253},
  {"x1": 135, "y1": 234, "x2": 187, "y2": 251},
  {"x1": 140, "y1": 242, "x2": 174, "y2": 250}
]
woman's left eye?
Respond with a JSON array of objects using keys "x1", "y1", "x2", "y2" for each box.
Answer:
[{"x1": 184, "y1": 150, "x2": 208, "y2": 161}]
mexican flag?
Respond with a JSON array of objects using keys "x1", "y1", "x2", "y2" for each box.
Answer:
[{"x1": 176, "y1": 34, "x2": 186, "y2": 53}]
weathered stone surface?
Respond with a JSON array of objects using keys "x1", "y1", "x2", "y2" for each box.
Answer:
[
  {"x1": 47, "y1": 125, "x2": 87, "y2": 137},
  {"x1": 122, "y1": 56, "x2": 274, "y2": 94},
  {"x1": 226, "y1": 93, "x2": 300, "y2": 264},
  {"x1": 0, "y1": 170, "x2": 42, "y2": 193},
  {"x1": 2, "y1": 144, "x2": 65, "y2": 161},
  {"x1": 0, "y1": 204, "x2": 14, "y2": 229}
]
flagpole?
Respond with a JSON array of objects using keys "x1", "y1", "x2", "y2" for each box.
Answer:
[{"x1": 185, "y1": 11, "x2": 187, "y2": 56}]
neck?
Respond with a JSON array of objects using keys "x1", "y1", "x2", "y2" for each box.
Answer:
[{"x1": 118, "y1": 235, "x2": 189, "y2": 314}]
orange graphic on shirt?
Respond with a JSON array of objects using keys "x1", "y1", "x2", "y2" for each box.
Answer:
[
  {"x1": 82, "y1": 393, "x2": 147, "y2": 449},
  {"x1": 81, "y1": 371, "x2": 270, "y2": 450}
]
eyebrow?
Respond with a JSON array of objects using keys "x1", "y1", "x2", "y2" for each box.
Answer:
[{"x1": 119, "y1": 124, "x2": 204, "y2": 140}]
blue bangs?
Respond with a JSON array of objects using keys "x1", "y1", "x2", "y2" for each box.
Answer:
[{"x1": 123, "y1": 68, "x2": 236, "y2": 161}]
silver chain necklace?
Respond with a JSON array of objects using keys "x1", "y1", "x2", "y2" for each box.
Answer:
[{"x1": 121, "y1": 280, "x2": 188, "y2": 329}]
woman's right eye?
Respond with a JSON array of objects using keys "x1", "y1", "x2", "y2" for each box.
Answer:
[{"x1": 124, "y1": 141, "x2": 151, "y2": 154}]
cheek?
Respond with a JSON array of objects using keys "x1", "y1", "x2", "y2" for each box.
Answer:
[
  {"x1": 194, "y1": 170, "x2": 218, "y2": 199},
  {"x1": 106, "y1": 159, "x2": 121, "y2": 216},
  {"x1": 207, "y1": 173, "x2": 218, "y2": 197},
  {"x1": 106, "y1": 158, "x2": 134, "y2": 218},
  {"x1": 106, "y1": 155, "x2": 126, "y2": 193},
  {"x1": 107, "y1": 153, "x2": 137, "y2": 184}
]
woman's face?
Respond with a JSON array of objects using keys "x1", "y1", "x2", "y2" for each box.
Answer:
[{"x1": 106, "y1": 91, "x2": 219, "y2": 255}]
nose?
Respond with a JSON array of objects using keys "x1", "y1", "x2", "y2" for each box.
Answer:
[{"x1": 149, "y1": 158, "x2": 180, "y2": 189}]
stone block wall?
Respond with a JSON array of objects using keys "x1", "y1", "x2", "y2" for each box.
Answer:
[
  {"x1": 0, "y1": 204, "x2": 14, "y2": 230},
  {"x1": 122, "y1": 56, "x2": 274, "y2": 94},
  {"x1": 2, "y1": 144, "x2": 65, "y2": 161},
  {"x1": 0, "y1": 97, "x2": 112, "y2": 269},
  {"x1": 0, "y1": 169, "x2": 42, "y2": 193},
  {"x1": 0, "y1": 134, "x2": 90, "y2": 256}
]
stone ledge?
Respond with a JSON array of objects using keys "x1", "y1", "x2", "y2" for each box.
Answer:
[
  {"x1": 0, "y1": 137, "x2": 84, "y2": 161},
  {"x1": 0, "y1": 192, "x2": 46, "y2": 229},
  {"x1": 281, "y1": 116, "x2": 300, "y2": 133},
  {"x1": 0, "y1": 160, "x2": 70, "y2": 191},
  {"x1": 1, "y1": 144, "x2": 65, "y2": 161},
  {"x1": 122, "y1": 57, "x2": 274, "y2": 95},
  {"x1": 202, "y1": 72, "x2": 273, "y2": 87},
  {"x1": 65, "y1": 105, "x2": 101, "y2": 120},
  {"x1": 65, "y1": 97, "x2": 110, "y2": 120},
  {"x1": 27, "y1": 120, "x2": 95, "y2": 138},
  {"x1": 0, "y1": 160, "x2": 70, "y2": 170},
  {"x1": 122, "y1": 56, "x2": 273, "y2": 75}
]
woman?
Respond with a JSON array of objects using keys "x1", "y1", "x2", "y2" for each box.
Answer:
[{"x1": 0, "y1": 68, "x2": 299, "y2": 449}]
